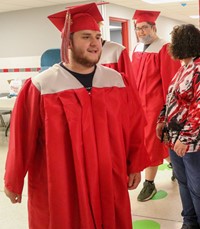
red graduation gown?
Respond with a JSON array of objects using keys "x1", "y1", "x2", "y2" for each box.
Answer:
[
  {"x1": 99, "y1": 40, "x2": 147, "y2": 130},
  {"x1": 4, "y1": 64, "x2": 149, "y2": 229},
  {"x1": 132, "y1": 39, "x2": 180, "y2": 165}
]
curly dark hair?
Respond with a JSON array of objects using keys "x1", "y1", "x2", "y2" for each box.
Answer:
[{"x1": 168, "y1": 24, "x2": 200, "y2": 60}]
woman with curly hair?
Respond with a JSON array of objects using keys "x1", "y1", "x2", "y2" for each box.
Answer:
[{"x1": 157, "y1": 24, "x2": 200, "y2": 229}]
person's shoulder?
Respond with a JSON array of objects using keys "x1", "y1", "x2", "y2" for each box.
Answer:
[
  {"x1": 32, "y1": 64, "x2": 61, "y2": 81},
  {"x1": 103, "y1": 40, "x2": 125, "y2": 51},
  {"x1": 194, "y1": 57, "x2": 200, "y2": 65},
  {"x1": 156, "y1": 38, "x2": 168, "y2": 46},
  {"x1": 96, "y1": 64, "x2": 121, "y2": 75},
  {"x1": 95, "y1": 64, "x2": 126, "y2": 87},
  {"x1": 99, "y1": 41, "x2": 127, "y2": 64},
  {"x1": 151, "y1": 38, "x2": 169, "y2": 51},
  {"x1": 31, "y1": 64, "x2": 63, "y2": 91},
  {"x1": 96, "y1": 64, "x2": 123, "y2": 78},
  {"x1": 145, "y1": 38, "x2": 168, "y2": 53},
  {"x1": 195, "y1": 60, "x2": 200, "y2": 74}
]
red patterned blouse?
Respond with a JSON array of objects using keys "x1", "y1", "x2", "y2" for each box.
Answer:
[{"x1": 158, "y1": 57, "x2": 200, "y2": 152}]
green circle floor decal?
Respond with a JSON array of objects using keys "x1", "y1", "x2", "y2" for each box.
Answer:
[
  {"x1": 133, "y1": 219, "x2": 160, "y2": 229},
  {"x1": 158, "y1": 163, "x2": 171, "y2": 171},
  {"x1": 152, "y1": 190, "x2": 168, "y2": 200}
]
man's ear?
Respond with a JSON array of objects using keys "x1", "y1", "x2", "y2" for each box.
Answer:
[
  {"x1": 152, "y1": 25, "x2": 157, "y2": 33},
  {"x1": 68, "y1": 39, "x2": 72, "y2": 49},
  {"x1": 68, "y1": 35, "x2": 74, "y2": 49}
]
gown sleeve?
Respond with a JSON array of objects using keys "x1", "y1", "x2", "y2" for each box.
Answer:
[
  {"x1": 118, "y1": 49, "x2": 140, "y2": 90},
  {"x1": 119, "y1": 49, "x2": 147, "y2": 125},
  {"x1": 4, "y1": 79, "x2": 42, "y2": 195},
  {"x1": 125, "y1": 83, "x2": 150, "y2": 174}
]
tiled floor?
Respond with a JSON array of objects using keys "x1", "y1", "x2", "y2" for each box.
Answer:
[
  {"x1": 130, "y1": 166, "x2": 183, "y2": 228},
  {"x1": 0, "y1": 127, "x2": 28, "y2": 229},
  {"x1": 0, "y1": 126, "x2": 183, "y2": 229}
]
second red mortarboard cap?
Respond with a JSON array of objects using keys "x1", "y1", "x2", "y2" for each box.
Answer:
[{"x1": 133, "y1": 9, "x2": 160, "y2": 24}]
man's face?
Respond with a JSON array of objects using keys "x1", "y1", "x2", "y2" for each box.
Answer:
[
  {"x1": 69, "y1": 30, "x2": 102, "y2": 67},
  {"x1": 135, "y1": 22, "x2": 156, "y2": 44}
]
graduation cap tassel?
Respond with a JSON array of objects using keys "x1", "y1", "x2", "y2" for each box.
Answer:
[{"x1": 61, "y1": 12, "x2": 71, "y2": 63}]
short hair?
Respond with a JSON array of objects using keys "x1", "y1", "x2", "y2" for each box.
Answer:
[
  {"x1": 169, "y1": 24, "x2": 200, "y2": 60},
  {"x1": 147, "y1": 22, "x2": 157, "y2": 32},
  {"x1": 146, "y1": 22, "x2": 155, "y2": 26}
]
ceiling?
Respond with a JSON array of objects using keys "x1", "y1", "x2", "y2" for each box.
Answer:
[{"x1": 0, "y1": 0, "x2": 199, "y2": 26}]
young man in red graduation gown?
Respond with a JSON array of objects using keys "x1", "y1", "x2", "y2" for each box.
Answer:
[
  {"x1": 4, "y1": 3, "x2": 149, "y2": 229},
  {"x1": 131, "y1": 10, "x2": 180, "y2": 202}
]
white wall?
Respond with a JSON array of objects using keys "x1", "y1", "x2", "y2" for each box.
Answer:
[
  {"x1": 0, "y1": 2, "x2": 183, "y2": 93},
  {"x1": 101, "y1": 4, "x2": 137, "y2": 52},
  {"x1": 0, "y1": 56, "x2": 40, "y2": 93},
  {"x1": 156, "y1": 16, "x2": 183, "y2": 42},
  {"x1": 0, "y1": 5, "x2": 64, "y2": 58}
]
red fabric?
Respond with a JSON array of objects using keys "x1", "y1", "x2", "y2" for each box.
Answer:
[
  {"x1": 132, "y1": 42, "x2": 181, "y2": 166},
  {"x1": 102, "y1": 48, "x2": 134, "y2": 86},
  {"x1": 4, "y1": 74, "x2": 149, "y2": 229},
  {"x1": 48, "y1": 3, "x2": 103, "y2": 32},
  {"x1": 158, "y1": 59, "x2": 200, "y2": 152},
  {"x1": 101, "y1": 42, "x2": 148, "y2": 166},
  {"x1": 70, "y1": 13, "x2": 100, "y2": 33},
  {"x1": 133, "y1": 10, "x2": 160, "y2": 24},
  {"x1": 101, "y1": 42, "x2": 147, "y2": 125}
]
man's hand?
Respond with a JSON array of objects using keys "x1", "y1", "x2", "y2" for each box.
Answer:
[
  {"x1": 128, "y1": 172, "x2": 141, "y2": 190},
  {"x1": 4, "y1": 186, "x2": 22, "y2": 204},
  {"x1": 174, "y1": 139, "x2": 187, "y2": 157}
]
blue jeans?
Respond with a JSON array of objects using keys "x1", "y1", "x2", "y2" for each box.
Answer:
[{"x1": 170, "y1": 150, "x2": 200, "y2": 226}]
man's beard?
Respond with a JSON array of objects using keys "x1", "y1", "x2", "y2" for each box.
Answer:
[
  {"x1": 139, "y1": 35, "x2": 154, "y2": 45},
  {"x1": 71, "y1": 48, "x2": 101, "y2": 68}
]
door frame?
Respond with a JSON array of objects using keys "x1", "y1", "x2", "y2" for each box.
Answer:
[{"x1": 109, "y1": 17, "x2": 129, "y2": 51}]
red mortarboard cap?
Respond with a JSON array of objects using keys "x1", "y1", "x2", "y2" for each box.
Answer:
[
  {"x1": 48, "y1": 2, "x2": 103, "y2": 33},
  {"x1": 47, "y1": 3, "x2": 103, "y2": 64},
  {"x1": 133, "y1": 10, "x2": 160, "y2": 24}
]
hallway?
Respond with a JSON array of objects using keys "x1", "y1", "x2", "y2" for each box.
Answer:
[{"x1": 0, "y1": 127, "x2": 183, "y2": 229}]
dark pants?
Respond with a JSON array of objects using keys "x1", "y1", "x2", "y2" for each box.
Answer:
[{"x1": 170, "y1": 150, "x2": 200, "y2": 226}]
